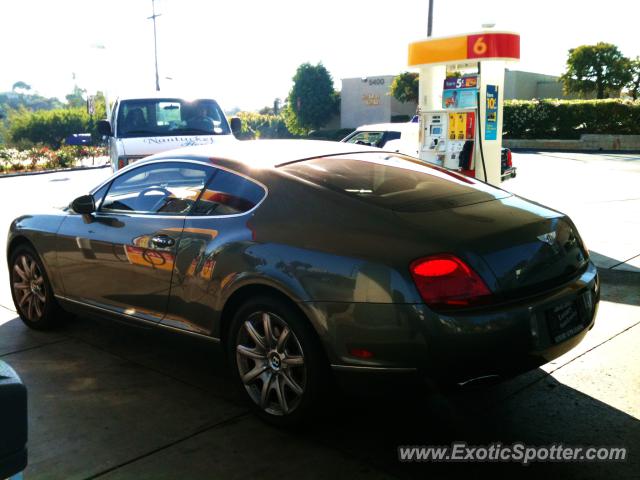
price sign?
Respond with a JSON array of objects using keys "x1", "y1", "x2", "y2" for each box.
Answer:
[{"x1": 484, "y1": 85, "x2": 498, "y2": 141}]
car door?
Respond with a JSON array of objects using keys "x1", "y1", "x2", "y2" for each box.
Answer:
[
  {"x1": 56, "y1": 160, "x2": 214, "y2": 323},
  {"x1": 162, "y1": 166, "x2": 267, "y2": 335}
]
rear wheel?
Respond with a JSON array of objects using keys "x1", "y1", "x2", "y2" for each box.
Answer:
[
  {"x1": 228, "y1": 295, "x2": 328, "y2": 427},
  {"x1": 10, "y1": 245, "x2": 62, "y2": 330}
]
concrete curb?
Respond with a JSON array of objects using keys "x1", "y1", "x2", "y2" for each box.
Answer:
[
  {"x1": 508, "y1": 148, "x2": 640, "y2": 154},
  {"x1": 0, "y1": 164, "x2": 110, "y2": 179},
  {"x1": 597, "y1": 267, "x2": 640, "y2": 285}
]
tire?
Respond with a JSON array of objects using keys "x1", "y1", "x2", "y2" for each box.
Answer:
[
  {"x1": 9, "y1": 244, "x2": 63, "y2": 330},
  {"x1": 227, "y1": 295, "x2": 329, "y2": 427}
]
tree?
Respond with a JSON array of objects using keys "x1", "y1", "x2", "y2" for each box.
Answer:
[
  {"x1": 283, "y1": 63, "x2": 338, "y2": 135},
  {"x1": 560, "y1": 43, "x2": 631, "y2": 99},
  {"x1": 65, "y1": 85, "x2": 87, "y2": 108},
  {"x1": 627, "y1": 57, "x2": 640, "y2": 100},
  {"x1": 390, "y1": 72, "x2": 419, "y2": 104},
  {"x1": 12, "y1": 81, "x2": 31, "y2": 93}
]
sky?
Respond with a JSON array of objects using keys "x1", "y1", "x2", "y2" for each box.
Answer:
[{"x1": 1, "y1": 0, "x2": 638, "y2": 111}]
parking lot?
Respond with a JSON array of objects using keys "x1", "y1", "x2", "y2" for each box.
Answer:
[{"x1": 1, "y1": 151, "x2": 639, "y2": 479}]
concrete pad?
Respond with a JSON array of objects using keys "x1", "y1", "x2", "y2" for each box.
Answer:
[
  {"x1": 4, "y1": 339, "x2": 245, "y2": 480},
  {"x1": 0, "y1": 311, "x2": 64, "y2": 357},
  {"x1": 62, "y1": 315, "x2": 244, "y2": 404},
  {"x1": 541, "y1": 299, "x2": 640, "y2": 375},
  {"x1": 100, "y1": 415, "x2": 389, "y2": 480},
  {"x1": 551, "y1": 322, "x2": 640, "y2": 419},
  {"x1": 613, "y1": 254, "x2": 640, "y2": 273}
]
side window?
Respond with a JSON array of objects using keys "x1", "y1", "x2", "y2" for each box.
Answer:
[
  {"x1": 381, "y1": 131, "x2": 401, "y2": 147},
  {"x1": 91, "y1": 183, "x2": 110, "y2": 209},
  {"x1": 345, "y1": 131, "x2": 384, "y2": 147},
  {"x1": 101, "y1": 162, "x2": 212, "y2": 215},
  {"x1": 191, "y1": 168, "x2": 265, "y2": 216}
]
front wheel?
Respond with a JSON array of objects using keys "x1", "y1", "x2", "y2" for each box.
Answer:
[
  {"x1": 228, "y1": 296, "x2": 328, "y2": 427},
  {"x1": 10, "y1": 245, "x2": 62, "y2": 330}
]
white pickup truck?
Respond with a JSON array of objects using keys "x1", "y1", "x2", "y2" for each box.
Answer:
[{"x1": 98, "y1": 94, "x2": 240, "y2": 171}]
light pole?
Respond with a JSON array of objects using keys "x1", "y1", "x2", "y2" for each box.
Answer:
[
  {"x1": 148, "y1": 0, "x2": 162, "y2": 91},
  {"x1": 427, "y1": 0, "x2": 434, "y2": 37}
]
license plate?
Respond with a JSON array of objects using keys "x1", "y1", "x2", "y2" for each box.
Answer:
[{"x1": 546, "y1": 300, "x2": 583, "y2": 344}]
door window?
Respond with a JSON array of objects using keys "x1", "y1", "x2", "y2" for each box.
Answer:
[
  {"x1": 191, "y1": 168, "x2": 265, "y2": 216},
  {"x1": 101, "y1": 162, "x2": 212, "y2": 215},
  {"x1": 344, "y1": 131, "x2": 385, "y2": 147}
]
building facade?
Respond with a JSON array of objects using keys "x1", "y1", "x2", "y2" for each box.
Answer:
[
  {"x1": 340, "y1": 75, "x2": 417, "y2": 129},
  {"x1": 340, "y1": 70, "x2": 579, "y2": 129}
]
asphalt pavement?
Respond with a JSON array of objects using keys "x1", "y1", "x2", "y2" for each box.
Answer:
[{"x1": 0, "y1": 153, "x2": 638, "y2": 479}]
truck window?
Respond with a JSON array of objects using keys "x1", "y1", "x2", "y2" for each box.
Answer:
[{"x1": 116, "y1": 98, "x2": 231, "y2": 138}]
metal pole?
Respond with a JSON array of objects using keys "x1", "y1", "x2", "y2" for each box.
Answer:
[
  {"x1": 427, "y1": 0, "x2": 434, "y2": 37},
  {"x1": 148, "y1": 0, "x2": 161, "y2": 91}
]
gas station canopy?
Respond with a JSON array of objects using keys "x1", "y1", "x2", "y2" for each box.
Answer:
[{"x1": 408, "y1": 32, "x2": 520, "y2": 66}]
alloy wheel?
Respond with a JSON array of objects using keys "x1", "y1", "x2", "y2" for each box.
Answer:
[
  {"x1": 235, "y1": 311, "x2": 306, "y2": 416},
  {"x1": 12, "y1": 254, "x2": 47, "y2": 322}
]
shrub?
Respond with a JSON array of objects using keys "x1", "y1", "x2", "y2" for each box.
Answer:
[
  {"x1": 503, "y1": 99, "x2": 640, "y2": 139},
  {"x1": 235, "y1": 112, "x2": 297, "y2": 140}
]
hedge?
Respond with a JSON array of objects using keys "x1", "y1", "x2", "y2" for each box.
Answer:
[
  {"x1": 235, "y1": 111, "x2": 298, "y2": 140},
  {"x1": 7, "y1": 106, "x2": 105, "y2": 149},
  {"x1": 503, "y1": 99, "x2": 640, "y2": 139}
]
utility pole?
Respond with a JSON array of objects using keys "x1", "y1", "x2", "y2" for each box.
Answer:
[
  {"x1": 148, "y1": 0, "x2": 161, "y2": 91},
  {"x1": 427, "y1": 0, "x2": 434, "y2": 37}
]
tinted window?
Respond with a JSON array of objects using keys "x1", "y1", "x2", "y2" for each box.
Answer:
[
  {"x1": 116, "y1": 98, "x2": 230, "y2": 138},
  {"x1": 101, "y1": 162, "x2": 212, "y2": 215},
  {"x1": 344, "y1": 131, "x2": 385, "y2": 147},
  {"x1": 191, "y1": 169, "x2": 265, "y2": 216},
  {"x1": 281, "y1": 153, "x2": 509, "y2": 212},
  {"x1": 381, "y1": 131, "x2": 401, "y2": 147}
]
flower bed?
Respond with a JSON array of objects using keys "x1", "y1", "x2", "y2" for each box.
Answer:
[{"x1": 0, "y1": 146, "x2": 107, "y2": 175}]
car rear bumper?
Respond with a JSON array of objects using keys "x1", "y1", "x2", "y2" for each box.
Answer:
[{"x1": 312, "y1": 261, "x2": 599, "y2": 387}]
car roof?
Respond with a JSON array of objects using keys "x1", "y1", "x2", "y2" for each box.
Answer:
[
  {"x1": 115, "y1": 92, "x2": 221, "y2": 102},
  {"x1": 144, "y1": 139, "x2": 383, "y2": 169},
  {"x1": 354, "y1": 122, "x2": 418, "y2": 132}
]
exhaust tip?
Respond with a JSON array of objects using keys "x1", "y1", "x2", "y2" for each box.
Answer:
[{"x1": 457, "y1": 374, "x2": 502, "y2": 388}]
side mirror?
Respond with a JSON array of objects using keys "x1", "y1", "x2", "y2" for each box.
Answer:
[
  {"x1": 71, "y1": 195, "x2": 95, "y2": 214},
  {"x1": 97, "y1": 119, "x2": 112, "y2": 136},
  {"x1": 229, "y1": 117, "x2": 242, "y2": 137}
]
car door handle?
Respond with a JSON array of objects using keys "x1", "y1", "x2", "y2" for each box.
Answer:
[{"x1": 150, "y1": 235, "x2": 175, "y2": 249}]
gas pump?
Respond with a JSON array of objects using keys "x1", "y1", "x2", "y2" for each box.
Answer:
[{"x1": 409, "y1": 31, "x2": 520, "y2": 185}]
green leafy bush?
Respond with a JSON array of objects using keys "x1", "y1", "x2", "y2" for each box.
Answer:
[
  {"x1": 503, "y1": 99, "x2": 640, "y2": 139},
  {"x1": 235, "y1": 112, "x2": 297, "y2": 140}
]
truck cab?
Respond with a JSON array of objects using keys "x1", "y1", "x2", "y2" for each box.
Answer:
[{"x1": 98, "y1": 94, "x2": 239, "y2": 171}]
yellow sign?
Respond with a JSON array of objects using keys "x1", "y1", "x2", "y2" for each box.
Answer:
[
  {"x1": 456, "y1": 112, "x2": 466, "y2": 140},
  {"x1": 448, "y1": 113, "x2": 457, "y2": 140},
  {"x1": 362, "y1": 94, "x2": 380, "y2": 106}
]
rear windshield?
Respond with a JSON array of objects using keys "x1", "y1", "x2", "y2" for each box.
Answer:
[
  {"x1": 116, "y1": 98, "x2": 230, "y2": 138},
  {"x1": 280, "y1": 153, "x2": 510, "y2": 212}
]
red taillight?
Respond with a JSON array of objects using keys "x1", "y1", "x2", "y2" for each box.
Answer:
[
  {"x1": 410, "y1": 254, "x2": 492, "y2": 309},
  {"x1": 506, "y1": 149, "x2": 513, "y2": 168},
  {"x1": 118, "y1": 158, "x2": 126, "y2": 169},
  {"x1": 348, "y1": 348, "x2": 374, "y2": 359}
]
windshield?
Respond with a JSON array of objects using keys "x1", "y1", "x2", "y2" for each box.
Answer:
[
  {"x1": 116, "y1": 98, "x2": 231, "y2": 138},
  {"x1": 281, "y1": 153, "x2": 510, "y2": 212}
]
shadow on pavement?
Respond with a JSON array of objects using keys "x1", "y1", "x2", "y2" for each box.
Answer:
[
  {"x1": 1, "y1": 313, "x2": 638, "y2": 479},
  {"x1": 598, "y1": 268, "x2": 640, "y2": 307}
]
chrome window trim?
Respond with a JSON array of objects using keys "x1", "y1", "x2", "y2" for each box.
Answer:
[{"x1": 89, "y1": 158, "x2": 269, "y2": 219}]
